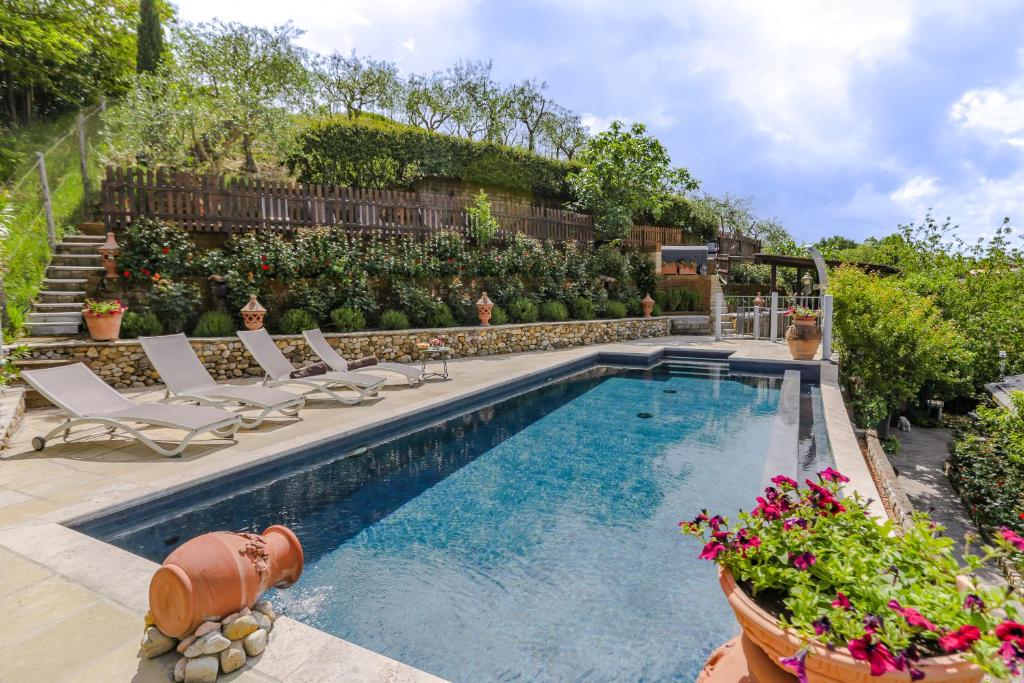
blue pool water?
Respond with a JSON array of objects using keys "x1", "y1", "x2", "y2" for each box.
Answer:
[{"x1": 91, "y1": 361, "x2": 831, "y2": 682}]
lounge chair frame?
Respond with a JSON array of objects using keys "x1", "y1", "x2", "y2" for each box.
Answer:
[{"x1": 302, "y1": 329, "x2": 424, "y2": 387}]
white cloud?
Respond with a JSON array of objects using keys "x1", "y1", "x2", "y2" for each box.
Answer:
[
  {"x1": 402, "y1": 38, "x2": 416, "y2": 52},
  {"x1": 890, "y1": 176, "x2": 939, "y2": 204},
  {"x1": 951, "y1": 87, "x2": 1024, "y2": 147}
]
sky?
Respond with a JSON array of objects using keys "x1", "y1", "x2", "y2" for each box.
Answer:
[{"x1": 172, "y1": 0, "x2": 1024, "y2": 244}]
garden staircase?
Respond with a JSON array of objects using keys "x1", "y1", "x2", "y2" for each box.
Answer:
[{"x1": 24, "y1": 225, "x2": 107, "y2": 337}]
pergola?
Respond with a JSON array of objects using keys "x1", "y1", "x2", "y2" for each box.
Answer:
[{"x1": 753, "y1": 253, "x2": 898, "y2": 293}]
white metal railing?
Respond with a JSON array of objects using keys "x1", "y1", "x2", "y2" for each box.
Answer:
[{"x1": 713, "y1": 292, "x2": 833, "y2": 361}]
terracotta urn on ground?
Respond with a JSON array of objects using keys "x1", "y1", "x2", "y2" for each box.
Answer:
[
  {"x1": 716, "y1": 568, "x2": 982, "y2": 683},
  {"x1": 97, "y1": 232, "x2": 120, "y2": 279},
  {"x1": 784, "y1": 316, "x2": 822, "y2": 360},
  {"x1": 240, "y1": 295, "x2": 267, "y2": 331},
  {"x1": 641, "y1": 293, "x2": 655, "y2": 318},
  {"x1": 82, "y1": 308, "x2": 124, "y2": 341},
  {"x1": 476, "y1": 291, "x2": 494, "y2": 326},
  {"x1": 149, "y1": 526, "x2": 304, "y2": 639}
]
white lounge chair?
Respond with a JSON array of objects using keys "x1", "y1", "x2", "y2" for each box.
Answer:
[
  {"x1": 237, "y1": 328, "x2": 385, "y2": 405},
  {"x1": 302, "y1": 328, "x2": 423, "y2": 387},
  {"x1": 139, "y1": 333, "x2": 305, "y2": 428},
  {"x1": 22, "y1": 363, "x2": 241, "y2": 457}
]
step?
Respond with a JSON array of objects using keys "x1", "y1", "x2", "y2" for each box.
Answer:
[
  {"x1": 32, "y1": 302, "x2": 83, "y2": 312},
  {"x1": 52, "y1": 253, "x2": 103, "y2": 266},
  {"x1": 24, "y1": 321, "x2": 81, "y2": 336},
  {"x1": 62, "y1": 234, "x2": 106, "y2": 243},
  {"x1": 76, "y1": 221, "x2": 107, "y2": 236},
  {"x1": 42, "y1": 278, "x2": 88, "y2": 291},
  {"x1": 55, "y1": 241, "x2": 104, "y2": 254},
  {"x1": 27, "y1": 311, "x2": 82, "y2": 324},
  {"x1": 46, "y1": 265, "x2": 105, "y2": 279},
  {"x1": 38, "y1": 290, "x2": 86, "y2": 302}
]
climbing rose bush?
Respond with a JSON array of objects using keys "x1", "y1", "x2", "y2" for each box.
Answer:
[{"x1": 681, "y1": 470, "x2": 1024, "y2": 679}]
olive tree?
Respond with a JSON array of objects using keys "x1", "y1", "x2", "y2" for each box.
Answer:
[
  {"x1": 403, "y1": 72, "x2": 457, "y2": 132},
  {"x1": 312, "y1": 50, "x2": 400, "y2": 118}
]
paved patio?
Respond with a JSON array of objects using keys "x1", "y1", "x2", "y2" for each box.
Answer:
[{"x1": 0, "y1": 336, "x2": 865, "y2": 682}]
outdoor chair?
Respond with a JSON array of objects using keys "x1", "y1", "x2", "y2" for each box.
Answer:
[{"x1": 302, "y1": 328, "x2": 424, "y2": 387}]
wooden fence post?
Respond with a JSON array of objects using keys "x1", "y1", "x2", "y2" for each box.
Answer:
[
  {"x1": 37, "y1": 152, "x2": 56, "y2": 248},
  {"x1": 77, "y1": 112, "x2": 90, "y2": 210}
]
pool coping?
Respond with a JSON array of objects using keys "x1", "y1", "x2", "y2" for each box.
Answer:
[{"x1": 0, "y1": 340, "x2": 880, "y2": 682}]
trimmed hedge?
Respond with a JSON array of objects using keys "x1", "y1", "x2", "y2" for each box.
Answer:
[
  {"x1": 192, "y1": 310, "x2": 235, "y2": 337},
  {"x1": 286, "y1": 118, "x2": 578, "y2": 200}
]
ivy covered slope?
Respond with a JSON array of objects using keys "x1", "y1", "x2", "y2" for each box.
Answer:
[{"x1": 286, "y1": 116, "x2": 579, "y2": 200}]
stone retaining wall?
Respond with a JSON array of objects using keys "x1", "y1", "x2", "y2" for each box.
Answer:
[{"x1": 25, "y1": 318, "x2": 671, "y2": 389}]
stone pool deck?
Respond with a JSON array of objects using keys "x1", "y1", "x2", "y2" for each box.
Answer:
[{"x1": 0, "y1": 336, "x2": 878, "y2": 682}]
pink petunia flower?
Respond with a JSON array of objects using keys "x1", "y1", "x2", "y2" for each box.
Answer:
[
  {"x1": 783, "y1": 517, "x2": 808, "y2": 531},
  {"x1": 771, "y1": 475, "x2": 798, "y2": 488},
  {"x1": 996, "y1": 620, "x2": 1024, "y2": 645},
  {"x1": 938, "y1": 625, "x2": 981, "y2": 653},
  {"x1": 848, "y1": 633, "x2": 897, "y2": 676},
  {"x1": 1000, "y1": 527, "x2": 1024, "y2": 551},
  {"x1": 818, "y1": 466, "x2": 849, "y2": 483},
  {"x1": 789, "y1": 552, "x2": 816, "y2": 570},
  {"x1": 779, "y1": 649, "x2": 808, "y2": 683},
  {"x1": 698, "y1": 541, "x2": 727, "y2": 560},
  {"x1": 887, "y1": 600, "x2": 937, "y2": 631},
  {"x1": 831, "y1": 592, "x2": 852, "y2": 611}
]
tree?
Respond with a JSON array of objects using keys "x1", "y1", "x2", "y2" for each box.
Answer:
[
  {"x1": 812, "y1": 235, "x2": 859, "y2": 260},
  {"x1": 749, "y1": 219, "x2": 801, "y2": 256},
  {"x1": 403, "y1": 72, "x2": 457, "y2": 132},
  {"x1": 136, "y1": 0, "x2": 164, "y2": 73},
  {"x1": 510, "y1": 78, "x2": 552, "y2": 152},
  {"x1": 312, "y1": 50, "x2": 400, "y2": 118},
  {"x1": 540, "y1": 107, "x2": 588, "y2": 159},
  {"x1": 568, "y1": 120, "x2": 698, "y2": 241}
]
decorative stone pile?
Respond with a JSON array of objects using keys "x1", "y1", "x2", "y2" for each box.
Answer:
[
  {"x1": 22, "y1": 318, "x2": 671, "y2": 390},
  {"x1": 140, "y1": 600, "x2": 278, "y2": 682}
]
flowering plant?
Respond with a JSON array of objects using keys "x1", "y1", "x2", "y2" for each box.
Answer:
[
  {"x1": 784, "y1": 305, "x2": 820, "y2": 319},
  {"x1": 428, "y1": 336, "x2": 447, "y2": 348},
  {"x1": 681, "y1": 469, "x2": 1024, "y2": 679},
  {"x1": 82, "y1": 299, "x2": 127, "y2": 317}
]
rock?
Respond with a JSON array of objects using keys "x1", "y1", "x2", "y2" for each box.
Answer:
[
  {"x1": 176, "y1": 634, "x2": 197, "y2": 654},
  {"x1": 238, "y1": 606, "x2": 251, "y2": 617},
  {"x1": 194, "y1": 621, "x2": 220, "y2": 637},
  {"x1": 242, "y1": 628, "x2": 268, "y2": 657},
  {"x1": 252, "y1": 601, "x2": 276, "y2": 621},
  {"x1": 220, "y1": 641, "x2": 246, "y2": 673},
  {"x1": 252, "y1": 611, "x2": 272, "y2": 632},
  {"x1": 183, "y1": 631, "x2": 230, "y2": 657},
  {"x1": 141, "y1": 626, "x2": 177, "y2": 658},
  {"x1": 223, "y1": 614, "x2": 259, "y2": 640},
  {"x1": 183, "y1": 655, "x2": 219, "y2": 683},
  {"x1": 173, "y1": 656, "x2": 187, "y2": 682},
  {"x1": 221, "y1": 611, "x2": 239, "y2": 626}
]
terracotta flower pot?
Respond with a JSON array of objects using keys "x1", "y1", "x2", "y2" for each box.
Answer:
[
  {"x1": 149, "y1": 525, "x2": 304, "y2": 639},
  {"x1": 240, "y1": 295, "x2": 267, "y2": 331},
  {"x1": 784, "y1": 316, "x2": 821, "y2": 360},
  {"x1": 641, "y1": 293, "x2": 655, "y2": 318},
  {"x1": 476, "y1": 291, "x2": 494, "y2": 326},
  {"x1": 97, "y1": 232, "x2": 120, "y2": 279},
  {"x1": 83, "y1": 310, "x2": 123, "y2": 341},
  {"x1": 717, "y1": 568, "x2": 982, "y2": 683}
]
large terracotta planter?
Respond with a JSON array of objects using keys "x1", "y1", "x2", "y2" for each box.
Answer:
[
  {"x1": 641, "y1": 293, "x2": 655, "y2": 318},
  {"x1": 149, "y1": 526, "x2": 304, "y2": 638},
  {"x1": 784, "y1": 316, "x2": 821, "y2": 360},
  {"x1": 718, "y1": 568, "x2": 982, "y2": 683},
  {"x1": 476, "y1": 291, "x2": 493, "y2": 326},
  {"x1": 83, "y1": 310, "x2": 123, "y2": 341}
]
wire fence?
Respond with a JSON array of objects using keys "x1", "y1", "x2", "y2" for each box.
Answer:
[{"x1": 1, "y1": 102, "x2": 107, "y2": 335}]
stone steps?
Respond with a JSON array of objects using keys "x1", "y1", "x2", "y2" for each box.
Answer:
[
  {"x1": 54, "y1": 240, "x2": 104, "y2": 254},
  {"x1": 25, "y1": 229, "x2": 107, "y2": 337},
  {"x1": 41, "y1": 277, "x2": 89, "y2": 291},
  {"x1": 62, "y1": 234, "x2": 105, "y2": 243},
  {"x1": 32, "y1": 302, "x2": 83, "y2": 312},
  {"x1": 37, "y1": 290, "x2": 87, "y2": 303},
  {"x1": 52, "y1": 253, "x2": 103, "y2": 266},
  {"x1": 21, "y1": 320, "x2": 81, "y2": 337}
]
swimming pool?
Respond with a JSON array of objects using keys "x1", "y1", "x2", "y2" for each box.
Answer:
[{"x1": 81, "y1": 360, "x2": 831, "y2": 682}]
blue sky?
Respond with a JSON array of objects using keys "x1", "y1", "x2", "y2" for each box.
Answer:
[{"x1": 175, "y1": 0, "x2": 1024, "y2": 244}]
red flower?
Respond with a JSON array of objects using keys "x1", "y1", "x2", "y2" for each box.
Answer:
[
  {"x1": 847, "y1": 633, "x2": 897, "y2": 676},
  {"x1": 831, "y1": 592, "x2": 852, "y2": 611},
  {"x1": 698, "y1": 541, "x2": 726, "y2": 560},
  {"x1": 161, "y1": 246, "x2": 169, "y2": 254},
  {"x1": 1000, "y1": 527, "x2": 1024, "y2": 551},
  {"x1": 141, "y1": 268, "x2": 150, "y2": 276},
  {"x1": 789, "y1": 552, "x2": 816, "y2": 570},
  {"x1": 818, "y1": 467, "x2": 849, "y2": 483},
  {"x1": 261, "y1": 264, "x2": 271, "y2": 271},
  {"x1": 805, "y1": 479, "x2": 846, "y2": 514},
  {"x1": 122, "y1": 270, "x2": 131, "y2": 278},
  {"x1": 771, "y1": 475, "x2": 798, "y2": 488},
  {"x1": 1018, "y1": 511, "x2": 1024, "y2": 520},
  {"x1": 996, "y1": 620, "x2": 1024, "y2": 644},
  {"x1": 753, "y1": 496, "x2": 783, "y2": 520},
  {"x1": 938, "y1": 625, "x2": 981, "y2": 653},
  {"x1": 152, "y1": 273, "x2": 161, "y2": 281},
  {"x1": 887, "y1": 600, "x2": 937, "y2": 631}
]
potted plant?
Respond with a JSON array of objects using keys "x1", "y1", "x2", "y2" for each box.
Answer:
[
  {"x1": 682, "y1": 470, "x2": 1024, "y2": 682},
  {"x1": 82, "y1": 299, "x2": 127, "y2": 341},
  {"x1": 784, "y1": 306, "x2": 822, "y2": 360}
]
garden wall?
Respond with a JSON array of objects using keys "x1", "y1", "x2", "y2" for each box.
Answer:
[{"x1": 24, "y1": 318, "x2": 670, "y2": 390}]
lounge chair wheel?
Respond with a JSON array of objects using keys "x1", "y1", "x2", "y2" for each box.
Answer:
[{"x1": 32, "y1": 436, "x2": 46, "y2": 451}]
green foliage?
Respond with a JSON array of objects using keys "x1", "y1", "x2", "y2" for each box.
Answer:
[
  {"x1": 191, "y1": 310, "x2": 235, "y2": 337},
  {"x1": 147, "y1": 279, "x2": 201, "y2": 334},
  {"x1": 118, "y1": 218, "x2": 195, "y2": 283},
  {"x1": 330, "y1": 306, "x2": 365, "y2": 332},
  {"x1": 727, "y1": 261, "x2": 773, "y2": 285},
  {"x1": 603, "y1": 300, "x2": 627, "y2": 318},
  {"x1": 508, "y1": 298, "x2": 538, "y2": 323},
  {"x1": 465, "y1": 189, "x2": 499, "y2": 243},
  {"x1": 136, "y1": 0, "x2": 165, "y2": 74},
  {"x1": 660, "y1": 287, "x2": 700, "y2": 312},
  {"x1": 569, "y1": 121, "x2": 698, "y2": 241},
  {"x1": 311, "y1": 50, "x2": 400, "y2": 119},
  {"x1": 682, "y1": 473, "x2": 1021, "y2": 678},
  {"x1": 117, "y1": 310, "x2": 163, "y2": 339},
  {"x1": 642, "y1": 194, "x2": 720, "y2": 240},
  {"x1": 813, "y1": 234, "x2": 859, "y2": 260},
  {"x1": 831, "y1": 267, "x2": 973, "y2": 427},
  {"x1": 379, "y1": 309, "x2": 410, "y2": 330},
  {"x1": 287, "y1": 117, "x2": 576, "y2": 199},
  {"x1": 570, "y1": 297, "x2": 596, "y2": 320},
  {"x1": 0, "y1": 345, "x2": 28, "y2": 391},
  {"x1": 277, "y1": 308, "x2": 318, "y2": 335},
  {"x1": 651, "y1": 302, "x2": 662, "y2": 316},
  {"x1": 489, "y1": 304, "x2": 508, "y2": 325},
  {"x1": 540, "y1": 300, "x2": 569, "y2": 322}
]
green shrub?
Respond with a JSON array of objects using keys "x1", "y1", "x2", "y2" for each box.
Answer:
[
  {"x1": 624, "y1": 296, "x2": 642, "y2": 317},
  {"x1": 665, "y1": 288, "x2": 683, "y2": 312},
  {"x1": 604, "y1": 301, "x2": 628, "y2": 318},
  {"x1": 119, "y1": 218, "x2": 196, "y2": 282},
  {"x1": 119, "y1": 310, "x2": 163, "y2": 339},
  {"x1": 148, "y1": 279, "x2": 201, "y2": 334},
  {"x1": 380, "y1": 310, "x2": 410, "y2": 330},
  {"x1": 651, "y1": 302, "x2": 663, "y2": 316},
  {"x1": 540, "y1": 300, "x2": 569, "y2": 322},
  {"x1": 490, "y1": 305, "x2": 508, "y2": 325},
  {"x1": 277, "y1": 308, "x2": 318, "y2": 335},
  {"x1": 427, "y1": 302, "x2": 455, "y2": 328},
  {"x1": 508, "y1": 298, "x2": 538, "y2": 323},
  {"x1": 330, "y1": 307, "x2": 365, "y2": 332},
  {"x1": 571, "y1": 297, "x2": 596, "y2": 320},
  {"x1": 192, "y1": 311, "x2": 235, "y2": 337}
]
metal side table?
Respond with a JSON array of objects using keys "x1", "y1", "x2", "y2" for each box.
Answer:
[{"x1": 420, "y1": 346, "x2": 451, "y2": 380}]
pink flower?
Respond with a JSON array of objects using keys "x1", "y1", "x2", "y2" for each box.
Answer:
[
  {"x1": 779, "y1": 649, "x2": 808, "y2": 683},
  {"x1": 938, "y1": 625, "x2": 981, "y2": 653},
  {"x1": 818, "y1": 467, "x2": 849, "y2": 483},
  {"x1": 812, "y1": 616, "x2": 831, "y2": 635},
  {"x1": 734, "y1": 528, "x2": 761, "y2": 554},
  {"x1": 789, "y1": 552, "x2": 816, "y2": 570},
  {"x1": 698, "y1": 541, "x2": 727, "y2": 560},
  {"x1": 996, "y1": 620, "x2": 1024, "y2": 644},
  {"x1": 1000, "y1": 527, "x2": 1024, "y2": 551},
  {"x1": 831, "y1": 592, "x2": 852, "y2": 611},
  {"x1": 963, "y1": 594, "x2": 985, "y2": 611},
  {"x1": 999, "y1": 640, "x2": 1024, "y2": 676},
  {"x1": 783, "y1": 517, "x2": 808, "y2": 531},
  {"x1": 887, "y1": 600, "x2": 937, "y2": 631},
  {"x1": 771, "y1": 475, "x2": 798, "y2": 488},
  {"x1": 805, "y1": 479, "x2": 846, "y2": 514},
  {"x1": 847, "y1": 633, "x2": 897, "y2": 676},
  {"x1": 754, "y1": 496, "x2": 783, "y2": 520}
]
